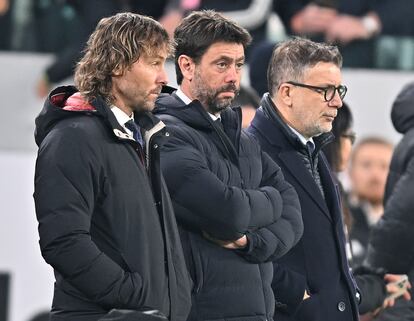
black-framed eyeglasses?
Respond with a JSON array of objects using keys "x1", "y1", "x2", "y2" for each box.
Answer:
[
  {"x1": 341, "y1": 131, "x2": 356, "y2": 145},
  {"x1": 287, "y1": 81, "x2": 347, "y2": 102}
]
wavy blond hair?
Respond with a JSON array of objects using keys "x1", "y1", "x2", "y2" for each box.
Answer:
[{"x1": 74, "y1": 12, "x2": 170, "y2": 103}]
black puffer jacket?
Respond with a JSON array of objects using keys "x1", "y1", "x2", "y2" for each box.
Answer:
[
  {"x1": 154, "y1": 91, "x2": 303, "y2": 321},
  {"x1": 34, "y1": 86, "x2": 192, "y2": 321},
  {"x1": 365, "y1": 82, "x2": 414, "y2": 286}
]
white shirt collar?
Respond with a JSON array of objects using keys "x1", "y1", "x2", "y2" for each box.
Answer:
[
  {"x1": 176, "y1": 87, "x2": 220, "y2": 121},
  {"x1": 111, "y1": 106, "x2": 134, "y2": 136},
  {"x1": 288, "y1": 125, "x2": 315, "y2": 148},
  {"x1": 176, "y1": 87, "x2": 193, "y2": 105}
]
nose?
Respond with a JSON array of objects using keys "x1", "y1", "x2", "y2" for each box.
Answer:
[
  {"x1": 225, "y1": 64, "x2": 239, "y2": 84},
  {"x1": 158, "y1": 67, "x2": 168, "y2": 85},
  {"x1": 329, "y1": 90, "x2": 343, "y2": 108}
]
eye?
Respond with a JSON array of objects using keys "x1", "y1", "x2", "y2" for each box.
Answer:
[
  {"x1": 236, "y1": 62, "x2": 245, "y2": 70},
  {"x1": 217, "y1": 62, "x2": 228, "y2": 69}
]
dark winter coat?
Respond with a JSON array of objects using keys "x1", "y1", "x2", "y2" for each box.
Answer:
[
  {"x1": 154, "y1": 91, "x2": 303, "y2": 321},
  {"x1": 365, "y1": 82, "x2": 414, "y2": 319},
  {"x1": 247, "y1": 94, "x2": 360, "y2": 321},
  {"x1": 33, "y1": 86, "x2": 192, "y2": 321}
]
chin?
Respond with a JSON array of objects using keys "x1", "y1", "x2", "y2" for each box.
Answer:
[{"x1": 217, "y1": 98, "x2": 233, "y2": 109}]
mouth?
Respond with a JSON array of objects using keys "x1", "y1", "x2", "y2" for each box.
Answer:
[
  {"x1": 323, "y1": 114, "x2": 336, "y2": 121},
  {"x1": 150, "y1": 87, "x2": 162, "y2": 96},
  {"x1": 219, "y1": 91, "x2": 235, "y2": 97}
]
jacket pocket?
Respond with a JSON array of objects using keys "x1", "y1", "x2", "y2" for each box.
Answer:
[{"x1": 293, "y1": 293, "x2": 321, "y2": 321}]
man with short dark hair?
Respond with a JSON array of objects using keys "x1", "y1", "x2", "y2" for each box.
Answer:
[
  {"x1": 248, "y1": 37, "x2": 360, "y2": 321},
  {"x1": 33, "y1": 12, "x2": 191, "y2": 321},
  {"x1": 155, "y1": 10, "x2": 303, "y2": 321}
]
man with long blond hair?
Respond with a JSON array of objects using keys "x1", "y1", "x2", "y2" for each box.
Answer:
[{"x1": 33, "y1": 12, "x2": 191, "y2": 321}]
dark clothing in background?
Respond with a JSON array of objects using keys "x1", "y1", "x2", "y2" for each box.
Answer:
[
  {"x1": 274, "y1": 0, "x2": 375, "y2": 35},
  {"x1": 154, "y1": 89, "x2": 303, "y2": 321},
  {"x1": 353, "y1": 268, "x2": 387, "y2": 314},
  {"x1": 348, "y1": 202, "x2": 371, "y2": 267},
  {"x1": 33, "y1": 86, "x2": 191, "y2": 321},
  {"x1": 248, "y1": 41, "x2": 275, "y2": 96},
  {"x1": 197, "y1": 0, "x2": 272, "y2": 56},
  {"x1": 41, "y1": 0, "x2": 168, "y2": 84},
  {"x1": 365, "y1": 82, "x2": 414, "y2": 320},
  {"x1": 274, "y1": 0, "x2": 377, "y2": 68},
  {"x1": 372, "y1": 0, "x2": 414, "y2": 36},
  {"x1": 248, "y1": 94, "x2": 359, "y2": 321}
]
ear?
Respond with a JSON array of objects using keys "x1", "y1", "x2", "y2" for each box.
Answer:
[
  {"x1": 279, "y1": 83, "x2": 293, "y2": 107},
  {"x1": 112, "y1": 64, "x2": 124, "y2": 77},
  {"x1": 178, "y1": 55, "x2": 195, "y2": 82}
]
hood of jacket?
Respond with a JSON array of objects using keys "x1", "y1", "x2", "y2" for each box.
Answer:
[
  {"x1": 35, "y1": 86, "x2": 165, "y2": 147},
  {"x1": 391, "y1": 82, "x2": 414, "y2": 134},
  {"x1": 34, "y1": 86, "x2": 104, "y2": 147}
]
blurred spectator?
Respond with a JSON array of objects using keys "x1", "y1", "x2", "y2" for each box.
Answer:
[
  {"x1": 35, "y1": 0, "x2": 170, "y2": 98},
  {"x1": 0, "y1": 0, "x2": 12, "y2": 50},
  {"x1": 322, "y1": 103, "x2": 410, "y2": 317},
  {"x1": 364, "y1": 81, "x2": 414, "y2": 321},
  {"x1": 348, "y1": 137, "x2": 393, "y2": 266},
  {"x1": 248, "y1": 41, "x2": 275, "y2": 96},
  {"x1": 273, "y1": 0, "x2": 382, "y2": 68},
  {"x1": 231, "y1": 85, "x2": 260, "y2": 128},
  {"x1": 161, "y1": 0, "x2": 274, "y2": 55},
  {"x1": 322, "y1": 102, "x2": 355, "y2": 230},
  {"x1": 0, "y1": 0, "x2": 8, "y2": 14},
  {"x1": 373, "y1": 1, "x2": 414, "y2": 37}
]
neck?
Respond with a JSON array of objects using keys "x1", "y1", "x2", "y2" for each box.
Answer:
[
  {"x1": 179, "y1": 82, "x2": 213, "y2": 114},
  {"x1": 180, "y1": 82, "x2": 196, "y2": 102},
  {"x1": 272, "y1": 97, "x2": 310, "y2": 139}
]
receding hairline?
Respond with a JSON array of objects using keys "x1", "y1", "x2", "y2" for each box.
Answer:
[{"x1": 350, "y1": 137, "x2": 394, "y2": 164}]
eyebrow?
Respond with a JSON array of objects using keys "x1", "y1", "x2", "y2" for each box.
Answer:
[
  {"x1": 213, "y1": 55, "x2": 245, "y2": 63},
  {"x1": 314, "y1": 83, "x2": 342, "y2": 87},
  {"x1": 152, "y1": 54, "x2": 167, "y2": 59}
]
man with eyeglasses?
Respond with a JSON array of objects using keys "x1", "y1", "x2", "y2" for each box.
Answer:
[{"x1": 248, "y1": 37, "x2": 360, "y2": 321}]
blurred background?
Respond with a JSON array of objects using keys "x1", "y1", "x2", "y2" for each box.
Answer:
[{"x1": 1, "y1": 1, "x2": 414, "y2": 321}]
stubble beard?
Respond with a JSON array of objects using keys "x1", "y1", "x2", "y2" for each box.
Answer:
[
  {"x1": 133, "y1": 87, "x2": 162, "y2": 112},
  {"x1": 192, "y1": 71, "x2": 239, "y2": 115},
  {"x1": 299, "y1": 113, "x2": 334, "y2": 138}
]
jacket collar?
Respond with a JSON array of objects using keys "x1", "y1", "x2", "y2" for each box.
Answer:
[
  {"x1": 37, "y1": 86, "x2": 165, "y2": 147},
  {"x1": 250, "y1": 93, "x2": 340, "y2": 222},
  {"x1": 155, "y1": 88, "x2": 243, "y2": 167},
  {"x1": 258, "y1": 93, "x2": 334, "y2": 153}
]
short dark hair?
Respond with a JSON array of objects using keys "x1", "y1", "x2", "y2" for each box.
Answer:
[
  {"x1": 174, "y1": 10, "x2": 252, "y2": 84},
  {"x1": 267, "y1": 37, "x2": 343, "y2": 97}
]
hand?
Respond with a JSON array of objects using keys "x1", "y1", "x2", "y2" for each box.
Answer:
[
  {"x1": 202, "y1": 231, "x2": 248, "y2": 249},
  {"x1": 0, "y1": 0, "x2": 9, "y2": 15},
  {"x1": 291, "y1": 4, "x2": 337, "y2": 34},
  {"x1": 382, "y1": 274, "x2": 411, "y2": 308},
  {"x1": 325, "y1": 15, "x2": 370, "y2": 44}
]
